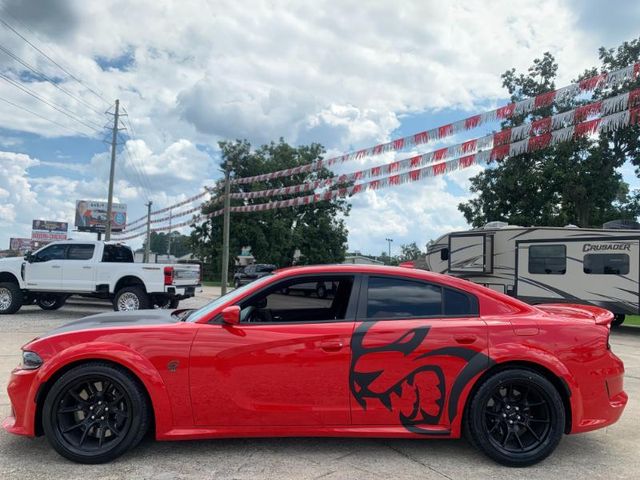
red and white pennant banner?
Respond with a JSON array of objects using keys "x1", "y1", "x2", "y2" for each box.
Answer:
[
  {"x1": 120, "y1": 190, "x2": 210, "y2": 230},
  {"x1": 225, "y1": 106, "x2": 640, "y2": 214},
  {"x1": 113, "y1": 104, "x2": 639, "y2": 242},
  {"x1": 227, "y1": 88, "x2": 640, "y2": 201},
  {"x1": 231, "y1": 62, "x2": 640, "y2": 185}
]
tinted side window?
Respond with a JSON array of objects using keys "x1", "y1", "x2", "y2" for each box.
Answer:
[
  {"x1": 584, "y1": 254, "x2": 630, "y2": 275},
  {"x1": 239, "y1": 276, "x2": 354, "y2": 323},
  {"x1": 102, "y1": 245, "x2": 134, "y2": 263},
  {"x1": 528, "y1": 245, "x2": 566, "y2": 274},
  {"x1": 34, "y1": 244, "x2": 66, "y2": 262},
  {"x1": 67, "y1": 244, "x2": 95, "y2": 260},
  {"x1": 443, "y1": 288, "x2": 478, "y2": 316},
  {"x1": 366, "y1": 277, "x2": 441, "y2": 319},
  {"x1": 440, "y1": 248, "x2": 449, "y2": 261}
]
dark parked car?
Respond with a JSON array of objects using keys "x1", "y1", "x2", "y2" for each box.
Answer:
[{"x1": 233, "y1": 263, "x2": 276, "y2": 288}]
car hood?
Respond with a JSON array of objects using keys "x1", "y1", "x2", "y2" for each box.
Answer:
[
  {"x1": 40, "y1": 309, "x2": 179, "y2": 339},
  {"x1": 0, "y1": 256, "x2": 24, "y2": 267}
]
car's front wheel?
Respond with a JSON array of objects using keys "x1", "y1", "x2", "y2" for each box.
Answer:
[
  {"x1": 466, "y1": 368, "x2": 565, "y2": 467},
  {"x1": 42, "y1": 362, "x2": 150, "y2": 463}
]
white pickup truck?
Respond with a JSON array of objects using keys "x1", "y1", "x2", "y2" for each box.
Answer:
[{"x1": 0, "y1": 240, "x2": 200, "y2": 314}]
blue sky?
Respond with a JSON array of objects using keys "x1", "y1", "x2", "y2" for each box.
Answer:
[{"x1": 0, "y1": 0, "x2": 639, "y2": 257}]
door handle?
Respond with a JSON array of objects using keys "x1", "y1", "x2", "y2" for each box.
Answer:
[
  {"x1": 320, "y1": 340, "x2": 344, "y2": 352},
  {"x1": 453, "y1": 334, "x2": 477, "y2": 345},
  {"x1": 51, "y1": 265, "x2": 61, "y2": 269},
  {"x1": 82, "y1": 266, "x2": 92, "y2": 270}
]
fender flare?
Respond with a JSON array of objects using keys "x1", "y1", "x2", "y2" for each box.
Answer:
[{"x1": 29, "y1": 342, "x2": 173, "y2": 436}]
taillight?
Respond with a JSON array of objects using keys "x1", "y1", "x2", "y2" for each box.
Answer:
[{"x1": 164, "y1": 266, "x2": 174, "y2": 286}]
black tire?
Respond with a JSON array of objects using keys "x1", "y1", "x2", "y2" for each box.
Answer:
[
  {"x1": 0, "y1": 281, "x2": 23, "y2": 314},
  {"x1": 42, "y1": 362, "x2": 150, "y2": 464},
  {"x1": 37, "y1": 294, "x2": 67, "y2": 311},
  {"x1": 466, "y1": 368, "x2": 565, "y2": 467},
  {"x1": 316, "y1": 284, "x2": 327, "y2": 299},
  {"x1": 152, "y1": 295, "x2": 180, "y2": 309},
  {"x1": 113, "y1": 286, "x2": 150, "y2": 311},
  {"x1": 234, "y1": 278, "x2": 241, "y2": 289},
  {"x1": 612, "y1": 314, "x2": 625, "y2": 327}
]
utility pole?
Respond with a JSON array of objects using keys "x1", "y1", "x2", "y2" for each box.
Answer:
[
  {"x1": 221, "y1": 161, "x2": 232, "y2": 295},
  {"x1": 144, "y1": 201, "x2": 152, "y2": 263},
  {"x1": 105, "y1": 99, "x2": 120, "y2": 241},
  {"x1": 385, "y1": 237, "x2": 393, "y2": 262},
  {"x1": 167, "y1": 208, "x2": 172, "y2": 256}
]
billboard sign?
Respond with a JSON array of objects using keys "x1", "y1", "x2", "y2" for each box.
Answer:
[
  {"x1": 31, "y1": 231, "x2": 68, "y2": 242},
  {"x1": 31, "y1": 220, "x2": 68, "y2": 233},
  {"x1": 9, "y1": 238, "x2": 33, "y2": 253},
  {"x1": 75, "y1": 200, "x2": 127, "y2": 232}
]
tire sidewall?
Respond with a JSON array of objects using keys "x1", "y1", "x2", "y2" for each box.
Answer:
[
  {"x1": 0, "y1": 282, "x2": 23, "y2": 314},
  {"x1": 37, "y1": 294, "x2": 66, "y2": 310},
  {"x1": 468, "y1": 368, "x2": 565, "y2": 467},
  {"x1": 42, "y1": 363, "x2": 148, "y2": 464},
  {"x1": 114, "y1": 286, "x2": 149, "y2": 311}
]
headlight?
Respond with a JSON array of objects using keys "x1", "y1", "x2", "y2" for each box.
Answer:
[{"x1": 21, "y1": 351, "x2": 43, "y2": 370}]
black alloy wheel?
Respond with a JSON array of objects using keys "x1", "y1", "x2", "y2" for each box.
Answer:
[
  {"x1": 43, "y1": 363, "x2": 149, "y2": 463},
  {"x1": 466, "y1": 369, "x2": 564, "y2": 467}
]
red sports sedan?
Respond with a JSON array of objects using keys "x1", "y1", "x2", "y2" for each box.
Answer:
[{"x1": 3, "y1": 265, "x2": 627, "y2": 466}]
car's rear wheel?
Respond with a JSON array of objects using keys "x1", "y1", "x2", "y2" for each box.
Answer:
[
  {"x1": 113, "y1": 286, "x2": 150, "y2": 311},
  {"x1": 37, "y1": 294, "x2": 67, "y2": 310},
  {"x1": 42, "y1": 362, "x2": 150, "y2": 464},
  {"x1": 466, "y1": 369, "x2": 565, "y2": 467},
  {"x1": 0, "y1": 282, "x2": 22, "y2": 314},
  {"x1": 234, "y1": 278, "x2": 241, "y2": 289}
]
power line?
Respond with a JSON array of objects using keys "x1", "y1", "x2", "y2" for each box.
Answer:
[
  {"x1": 0, "y1": 43, "x2": 105, "y2": 116},
  {"x1": 0, "y1": 93, "x2": 93, "y2": 137},
  {"x1": 0, "y1": 15, "x2": 109, "y2": 106},
  {"x1": 0, "y1": 71, "x2": 103, "y2": 133}
]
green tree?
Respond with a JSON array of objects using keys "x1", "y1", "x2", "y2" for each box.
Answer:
[
  {"x1": 143, "y1": 231, "x2": 192, "y2": 258},
  {"x1": 191, "y1": 139, "x2": 350, "y2": 277},
  {"x1": 459, "y1": 40, "x2": 640, "y2": 228},
  {"x1": 399, "y1": 242, "x2": 423, "y2": 262}
]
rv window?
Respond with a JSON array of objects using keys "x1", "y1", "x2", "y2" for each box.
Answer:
[
  {"x1": 528, "y1": 245, "x2": 566, "y2": 275},
  {"x1": 440, "y1": 248, "x2": 449, "y2": 261},
  {"x1": 584, "y1": 254, "x2": 630, "y2": 275}
]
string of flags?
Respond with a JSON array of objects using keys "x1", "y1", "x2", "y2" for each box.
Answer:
[
  {"x1": 113, "y1": 61, "x2": 640, "y2": 240},
  {"x1": 114, "y1": 102, "x2": 640, "y2": 241}
]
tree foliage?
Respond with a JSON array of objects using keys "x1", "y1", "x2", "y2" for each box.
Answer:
[
  {"x1": 399, "y1": 242, "x2": 423, "y2": 262},
  {"x1": 459, "y1": 39, "x2": 640, "y2": 228},
  {"x1": 143, "y1": 231, "x2": 192, "y2": 258},
  {"x1": 190, "y1": 139, "x2": 350, "y2": 276}
]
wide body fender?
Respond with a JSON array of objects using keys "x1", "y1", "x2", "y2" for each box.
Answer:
[{"x1": 28, "y1": 341, "x2": 173, "y2": 437}]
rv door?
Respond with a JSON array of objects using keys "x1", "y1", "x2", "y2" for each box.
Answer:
[{"x1": 516, "y1": 238, "x2": 640, "y2": 314}]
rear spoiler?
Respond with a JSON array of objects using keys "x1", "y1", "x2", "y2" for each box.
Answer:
[{"x1": 536, "y1": 303, "x2": 614, "y2": 326}]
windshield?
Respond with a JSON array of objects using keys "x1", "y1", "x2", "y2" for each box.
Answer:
[{"x1": 187, "y1": 274, "x2": 274, "y2": 322}]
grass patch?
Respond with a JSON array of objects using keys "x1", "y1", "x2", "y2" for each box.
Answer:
[{"x1": 623, "y1": 315, "x2": 640, "y2": 327}]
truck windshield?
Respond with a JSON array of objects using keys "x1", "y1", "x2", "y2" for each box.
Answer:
[{"x1": 187, "y1": 274, "x2": 274, "y2": 323}]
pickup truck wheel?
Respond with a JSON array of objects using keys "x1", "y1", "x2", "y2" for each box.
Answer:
[
  {"x1": 233, "y1": 278, "x2": 241, "y2": 289},
  {"x1": 153, "y1": 295, "x2": 180, "y2": 309},
  {"x1": 37, "y1": 294, "x2": 67, "y2": 310},
  {"x1": 0, "y1": 282, "x2": 23, "y2": 314},
  {"x1": 114, "y1": 287, "x2": 150, "y2": 311}
]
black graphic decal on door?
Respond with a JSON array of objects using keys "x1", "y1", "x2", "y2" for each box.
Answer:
[{"x1": 350, "y1": 322, "x2": 493, "y2": 435}]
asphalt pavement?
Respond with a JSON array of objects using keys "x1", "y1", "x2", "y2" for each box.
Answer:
[{"x1": 0, "y1": 289, "x2": 638, "y2": 479}]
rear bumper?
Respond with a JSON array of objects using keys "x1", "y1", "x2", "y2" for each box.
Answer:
[
  {"x1": 164, "y1": 284, "x2": 199, "y2": 299},
  {"x1": 3, "y1": 367, "x2": 39, "y2": 437},
  {"x1": 570, "y1": 351, "x2": 628, "y2": 434}
]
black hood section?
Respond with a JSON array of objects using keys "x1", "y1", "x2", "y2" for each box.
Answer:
[{"x1": 41, "y1": 310, "x2": 179, "y2": 339}]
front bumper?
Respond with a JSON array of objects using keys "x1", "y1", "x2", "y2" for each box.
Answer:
[{"x1": 3, "y1": 367, "x2": 39, "y2": 437}]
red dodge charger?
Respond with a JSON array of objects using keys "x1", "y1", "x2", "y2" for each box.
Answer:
[{"x1": 3, "y1": 265, "x2": 627, "y2": 466}]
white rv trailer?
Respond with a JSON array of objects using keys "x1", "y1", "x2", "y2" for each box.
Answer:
[{"x1": 421, "y1": 222, "x2": 640, "y2": 326}]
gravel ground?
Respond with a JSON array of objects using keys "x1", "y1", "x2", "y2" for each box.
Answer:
[{"x1": 0, "y1": 290, "x2": 638, "y2": 480}]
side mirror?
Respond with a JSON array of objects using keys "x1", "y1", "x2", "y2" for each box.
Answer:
[
  {"x1": 221, "y1": 305, "x2": 241, "y2": 325},
  {"x1": 24, "y1": 252, "x2": 33, "y2": 263}
]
